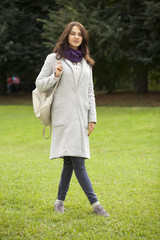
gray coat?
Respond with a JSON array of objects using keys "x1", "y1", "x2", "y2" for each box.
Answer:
[{"x1": 36, "y1": 53, "x2": 97, "y2": 159}]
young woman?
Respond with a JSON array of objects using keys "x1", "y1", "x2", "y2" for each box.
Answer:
[{"x1": 36, "y1": 21, "x2": 109, "y2": 217}]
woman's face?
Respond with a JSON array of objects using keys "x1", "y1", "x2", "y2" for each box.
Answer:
[{"x1": 68, "y1": 26, "x2": 83, "y2": 50}]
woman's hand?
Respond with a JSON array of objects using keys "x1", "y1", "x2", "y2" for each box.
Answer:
[
  {"x1": 55, "y1": 61, "x2": 63, "y2": 78},
  {"x1": 88, "y1": 122, "x2": 95, "y2": 136}
]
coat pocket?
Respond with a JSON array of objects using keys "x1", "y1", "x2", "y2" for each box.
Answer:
[{"x1": 51, "y1": 107, "x2": 66, "y2": 127}]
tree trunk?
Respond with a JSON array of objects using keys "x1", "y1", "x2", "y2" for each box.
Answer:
[
  {"x1": 0, "y1": 74, "x2": 7, "y2": 96},
  {"x1": 134, "y1": 65, "x2": 148, "y2": 93}
]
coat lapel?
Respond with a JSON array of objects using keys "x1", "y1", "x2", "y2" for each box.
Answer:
[
  {"x1": 64, "y1": 59, "x2": 77, "y2": 90},
  {"x1": 64, "y1": 59, "x2": 74, "y2": 71},
  {"x1": 64, "y1": 58, "x2": 87, "y2": 90},
  {"x1": 77, "y1": 58, "x2": 86, "y2": 88}
]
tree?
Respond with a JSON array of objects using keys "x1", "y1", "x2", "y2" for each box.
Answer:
[
  {"x1": 115, "y1": 0, "x2": 160, "y2": 93},
  {"x1": 40, "y1": 0, "x2": 160, "y2": 93},
  {"x1": 1, "y1": 0, "x2": 159, "y2": 94},
  {"x1": 0, "y1": 0, "x2": 57, "y2": 95},
  {"x1": 38, "y1": 0, "x2": 125, "y2": 92}
]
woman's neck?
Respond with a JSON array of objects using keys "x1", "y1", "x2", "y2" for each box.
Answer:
[{"x1": 69, "y1": 46, "x2": 78, "y2": 50}]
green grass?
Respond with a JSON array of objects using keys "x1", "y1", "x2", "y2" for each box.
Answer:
[{"x1": 0, "y1": 105, "x2": 159, "y2": 239}]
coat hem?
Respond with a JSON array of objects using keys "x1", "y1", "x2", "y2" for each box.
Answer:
[{"x1": 50, "y1": 154, "x2": 90, "y2": 160}]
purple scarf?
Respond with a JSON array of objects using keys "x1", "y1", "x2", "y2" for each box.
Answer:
[{"x1": 64, "y1": 48, "x2": 83, "y2": 63}]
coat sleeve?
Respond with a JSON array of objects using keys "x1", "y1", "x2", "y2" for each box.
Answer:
[
  {"x1": 88, "y1": 68, "x2": 97, "y2": 123},
  {"x1": 35, "y1": 54, "x2": 60, "y2": 92}
]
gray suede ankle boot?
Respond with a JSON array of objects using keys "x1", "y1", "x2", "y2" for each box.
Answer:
[
  {"x1": 54, "y1": 200, "x2": 64, "y2": 213},
  {"x1": 93, "y1": 204, "x2": 109, "y2": 217}
]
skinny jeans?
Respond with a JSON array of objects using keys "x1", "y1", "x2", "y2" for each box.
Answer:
[{"x1": 57, "y1": 156, "x2": 98, "y2": 205}]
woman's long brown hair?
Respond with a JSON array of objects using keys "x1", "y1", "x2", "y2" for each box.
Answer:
[{"x1": 53, "y1": 22, "x2": 95, "y2": 66}]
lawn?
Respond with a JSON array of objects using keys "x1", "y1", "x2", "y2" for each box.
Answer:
[{"x1": 0, "y1": 105, "x2": 159, "y2": 239}]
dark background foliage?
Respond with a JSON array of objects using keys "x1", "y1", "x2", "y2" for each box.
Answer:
[{"x1": 0, "y1": 0, "x2": 160, "y2": 95}]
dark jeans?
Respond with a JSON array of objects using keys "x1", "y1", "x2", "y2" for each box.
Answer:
[{"x1": 57, "y1": 156, "x2": 98, "y2": 205}]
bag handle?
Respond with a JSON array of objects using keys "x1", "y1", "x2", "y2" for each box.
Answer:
[
  {"x1": 43, "y1": 125, "x2": 51, "y2": 139},
  {"x1": 42, "y1": 73, "x2": 62, "y2": 139},
  {"x1": 50, "y1": 72, "x2": 62, "y2": 97}
]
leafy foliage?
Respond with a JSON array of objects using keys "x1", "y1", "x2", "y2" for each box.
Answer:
[
  {"x1": 40, "y1": 0, "x2": 160, "y2": 93},
  {"x1": 0, "y1": 0, "x2": 57, "y2": 94},
  {"x1": 0, "y1": 0, "x2": 160, "y2": 94}
]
